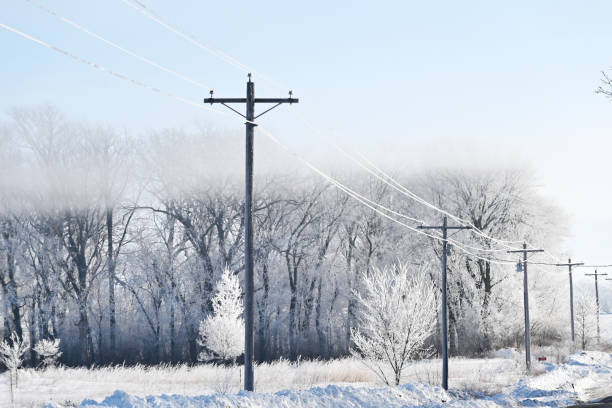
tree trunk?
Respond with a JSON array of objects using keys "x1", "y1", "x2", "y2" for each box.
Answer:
[
  {"x1": 289, "y1": 282, "x2": 298, "y2": 361},
  {"x1": 29, "y1": 296, "x2": 37, "y2": 366},
  {"x1": 256, "y1": 263, "x2": 270, "y2": 362},
  {"x1": 77, "y1": 298, "x2": 92, "y2": 365},
  {"x1": 107, "y1": 207, "x2": 117, "y2": 361},
  {"x1": 169, "y1": 282, "x2": 176, "y2": 363},
  {"x1": 4, "y1": 233, "x2": 23, "y2": 340},
  {"x1": 315, "y1": 278, "x2": 326, "y2": 357}
]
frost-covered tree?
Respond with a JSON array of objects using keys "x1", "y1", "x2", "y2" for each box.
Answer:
[
  {"x1": 33, "y1": 338, "x2": 62, "y2": 367},
  {"x1": 0, "y1": 331, "x2": 29, "y2": 404},
  {"x1": 351, "y1": 263, "x2": 436, "y2": 386},
  {"x1": 575, "y1": 293, "x2": 598, "y2": 350},
  {"x1": 198, "y1": 267, "x2": 244, "y2": 362}
]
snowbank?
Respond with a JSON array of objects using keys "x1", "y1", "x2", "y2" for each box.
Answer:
[
  {"x1": 78, "y1": 384, "x2": 504, "y2": 408},
  {"x1": 48, "y1": 351, "x2": 612, "y2": 408}
]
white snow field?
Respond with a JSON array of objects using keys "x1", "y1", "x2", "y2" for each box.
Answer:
[
  {"x1": 0, "y1": 348, "x2": 611, "y2": 407},
  {"x1": 77, "y1": 351, "x2": 612, "y2": 408}
]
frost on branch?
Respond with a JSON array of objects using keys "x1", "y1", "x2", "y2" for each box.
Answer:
[
  {"x1": 198, "y1": 267, "x2": 245, "y2": 362},
  {"x1": 0, "y1": 331, "x2": 29, "y2": 374},
  {"x1": 34, "y1": 338, "x2": 62, "y2": 367},
  {"x1": 351, "y1": 263, "x2": 436, "y2": 386},
  {"x1": 575, "y1": 293, "x2": 598, "y2": 350},
  {"x1": 0, "y1": 331, "x2": 29, "y2": 403}
]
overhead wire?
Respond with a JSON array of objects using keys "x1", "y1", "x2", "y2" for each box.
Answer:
[
  {"x1": 0, "y1": 15, "x2": 587, "y2": 268},
  {"x1": 0, "y1": 20, "x2": 520, "y2": 267},
  {"x1": 112, "y1": 0, "x2": 567, "y2": 261},
  {"x1": 118, "y1": 0, "x2": 288, "y2": 92},
  {"x1": 23, "y1": 0, "x2": 211, "y2": 90},
  {"x1": 0, "y1": 23, "x2": 230, "y2": 119},
  {"x1": 293, "y1": 111, "x2": 526, "y2": 251},
  {"x1": 258, "y1": 127, "x2": 517, "y2": 266}
]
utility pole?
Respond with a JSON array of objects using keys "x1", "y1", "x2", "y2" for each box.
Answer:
[
  {"x1": 204, "y1": 74, "x2": 298, "y2": 392},
  {"x1": 555, "y1": 259, "x2": 584, "y2": 345},
  {"x1": 417, "y1": 216, "x2": 471, "y2": 391},
  {"x1": 507, "y1": 242, "x2": 544, "y2": 372},
  {"x1": 585, "y1": 270, "x2": 608, "y2": 344}
]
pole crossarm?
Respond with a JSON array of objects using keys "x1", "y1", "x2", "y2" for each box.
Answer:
[
  {"x1": 204, "y1": 97, "x2": 298, "y2": 104},
  {"x1": 417, "y1": 226, "x2": 472, "y2": 230}
]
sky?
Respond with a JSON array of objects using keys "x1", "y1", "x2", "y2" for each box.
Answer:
[{"x1": 1, "y1": 0, "x2": 612, "y2": 278}]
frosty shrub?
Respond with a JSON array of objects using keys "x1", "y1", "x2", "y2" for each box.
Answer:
[
  {"x1": 351, "y1": 263, "x2": 436, "y2": 386},
  {"x1": 198, "y1": 267, "x2": 244, "y2": 362},
  {"x1": 34, "y1": 338, "x2": 62, "y2": 367},
  {"x1": 0, "y1": 331, "x2": 29, "y2": 404},
  {"x1": 575, "y1": 293, "x2": 598, "y2": 350}
]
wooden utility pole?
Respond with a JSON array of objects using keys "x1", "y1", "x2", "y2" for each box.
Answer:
[
  {"x1": 417, "y1": 216, "x2": 471, "y2": 391},
  {"x1": 204, "y1": 74, "x2": 298, "y2": 392},
  {"x1": 585, "y1": 270, "x2": 608, "y2": 344},
  {"x1": 555, "y1": 259, "x2": 584, "y2": 345},
  {"x1": 507, "y1": 243, "x2": 544, "y2": 371}
]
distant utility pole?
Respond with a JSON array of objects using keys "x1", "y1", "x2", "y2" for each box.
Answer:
[
  {"x1": 204, "y1": 74, "x2": 298, "y2": 392},
  {"x1": 555, "y1": 259, "x2": 584, "y2": 345},
  {"x1": 585, "y1": 270, "x2": 608, "y2": 344},
  {"x1": 417, "y1": 216, "x2": 471, "y2": 391},
  {"x1": 507, "y1": 243, "x2": 544, "y2": 372}
]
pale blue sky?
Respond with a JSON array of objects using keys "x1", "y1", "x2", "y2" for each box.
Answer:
[{"x1": 2, "y1": 1, "x2": 612, "y2": 272}]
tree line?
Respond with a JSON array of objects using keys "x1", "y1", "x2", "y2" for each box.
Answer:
[{"x1": 0, "y1": 105, "x2": 569, "y2": 366}]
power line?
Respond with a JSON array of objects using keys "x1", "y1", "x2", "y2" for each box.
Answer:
[
  {"x1": 259, "y1": 127, "x2": 518, "y2": 266},
  {"x1": 3, "y1": 19, "x2": 600, "y2": 272},
  {"x1": 112, "y1": 0, "x2": 568, "y2": 261},
  {"x1": 110, "y1": 0, "x2": 593, "y2": 267},
  {"x1": 0, "y1": 20, "x2": 499, "y2": 266},
  {"x1": 577, "y1": 264, "x2": 612, "y2": 268},
  {"x1": 22, "y1": 0, "x2": 210, "y2": 90},
  {"x1": 294, "y1": 111, "x2": 527, "y2": 252},
  {"x1": 0, "y1": 23, "x2": 224, "y2": 117},
  {"x1": 118, "y1": 0, "x2": 288, "y2": 91}
]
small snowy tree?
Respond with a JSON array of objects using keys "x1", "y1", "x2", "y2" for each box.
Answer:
[
  {"x1": 0, "y1": 331, "x2": 29, "y2": 404},
  {"x1": 33, "y1": 339, "x2": 62, "y2": 368},
  {"x1": 351, "y1": 263, "x2": 437, "y2": 386},
  {"x1": 198, "y1": 267, "x2": 244, "y2": 362},
  {"x1": 575, "y1": 293, "x2": 598, "y2": 350}
]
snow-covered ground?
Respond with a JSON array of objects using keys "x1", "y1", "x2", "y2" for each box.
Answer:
[
  {"x1": 74, "y1": 351, "x2": 612, "y2": 407},
  {"x1": 0, "y1": 356, "x2": 521, "y2": 407},
  {"x1": 0, "y1": 348, "x2": 609, "y2": 407}
]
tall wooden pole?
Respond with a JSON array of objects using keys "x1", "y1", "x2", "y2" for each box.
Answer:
[
  {"x1": 555, "y1": 259, "x2": 584, "y2": 345},
  {"x1": 507, "y1": 243, "x2": 544, "y2": 371},
  {"x1": 204, "y1": 74, "x2": 298, "y2": 391},
  {"x1": 418, "y1": 217, "x2": 470, "y2": 390}
]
